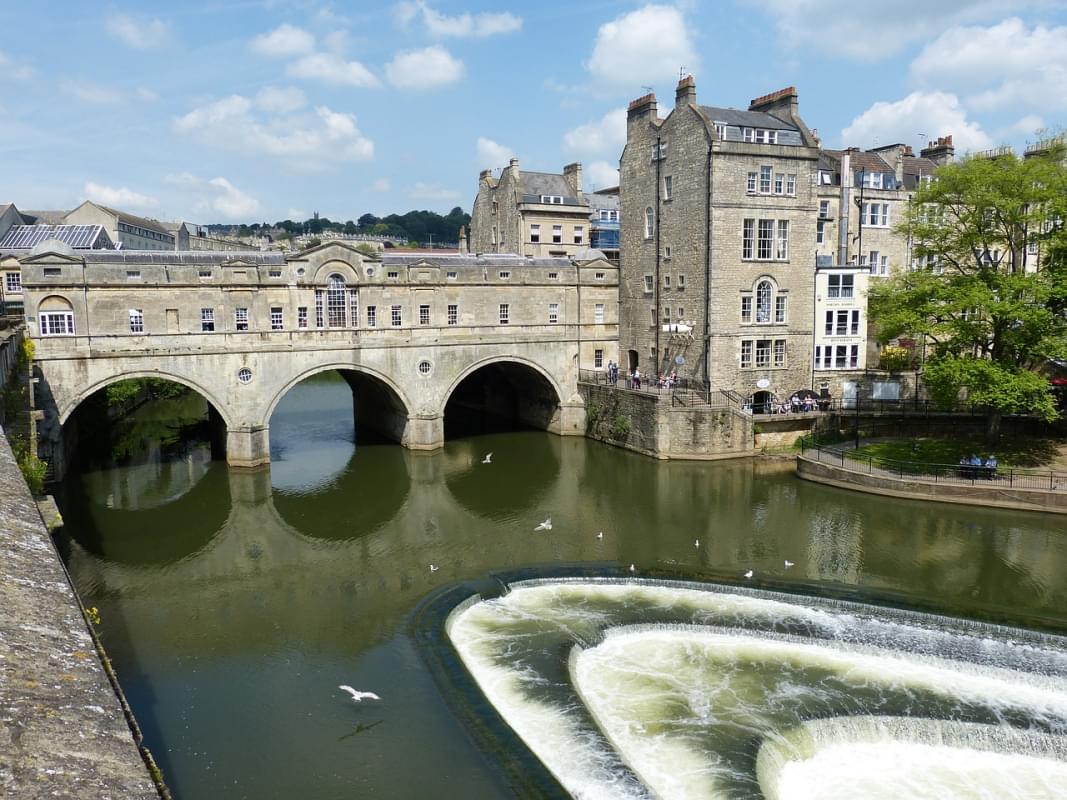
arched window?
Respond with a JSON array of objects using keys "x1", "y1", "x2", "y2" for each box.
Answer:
[
  {"x1": 755, "y1": 280, "x2": 772, "y2": 323},
  {"x1": 326, "y1": 273, "x2": 347, "y2": 328},
  {"x1": 38, "y1": 295, "x2": 75, "y2": 336},
  {"x1": 645, "y1": 207, "x2": 654, "y2": 239}
]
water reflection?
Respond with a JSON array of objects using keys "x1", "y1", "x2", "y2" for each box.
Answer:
[{"x1": 444, "y1": 432, "x2": 561, "y2": 521}]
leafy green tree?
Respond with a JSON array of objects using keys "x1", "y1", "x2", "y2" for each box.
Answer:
[{"x1": 869, "y1": 142, "x2": 1067, "y2": 438}]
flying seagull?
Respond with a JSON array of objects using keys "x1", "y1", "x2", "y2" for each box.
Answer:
[
  {"x1": 339, "y1": 685, "x2": 380, "y2": 702},
  {"x1": 482, "y1": 452, "x2": 493, "y2": 464},
  {"x1": 744, "y1": 570, "x2": 754, "y2": 579},
  {"x1": 629, "y1": 563, "x2": 636, "y2": 573},
  {"x1": 596, "y1": 531, "x2": 604, "y2": 539},
  {"x1": 534, "y1": 517, "x2": 552, "y2": 531},
  {"x1": 784, "y1": 560, "x2": 795, "y2": 568},
  {"x1": 694, "y1": 539, "x2": 700, "y2": 548},
  {"x1": 429, "y1": 564, "x2": 439, "y2": 572}
]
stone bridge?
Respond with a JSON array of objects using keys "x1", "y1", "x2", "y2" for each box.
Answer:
[{"x1": 18, "y1": 241, "x2": 619, "y2": 477}]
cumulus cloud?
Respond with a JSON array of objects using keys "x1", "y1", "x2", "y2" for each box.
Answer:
[
  {"x1": 477, "y1": 137, "x2": 513, "y2": 167},
  {"x1": 585, "y1": 160, "x2": 620, "y2": 190},
  {"x1": 164, "y1": 173, "x2": 260, "y2": 220},
  {"x1": 174, "y1": 95, "x2": 374, "y2": 170},
  {"x1": 385, "y1": 46, "x2": 464, "y2": 89},
  {"x1": 912, "y1": 18, "x2": 1067, "y2": 112},
  {"x1": 60, "y1": 80, "x2": 124, "y2": 104},
  {"x1": 84, "y1": 182, "x2": 159, "y2": 210},
  {"x1": 410, "y1": 182, "x2": 460, "y2": 200},
  {"x1": 249, "y1": 23, "x2": 316, "y2": 57},
  {"x1": 841, "y1": 91, "x2": 993, "y2": 153},
  {"x1": 396, "y1": 1, "x2": 522, "y2": 37},
  {"x1": 587, "y1": 5, "x2": 698, "y2": 84},
  {"x1": 255, "y1": 86, "x2": 307, "y2": 113},
  {"x1": 286, "y1": 53, "x2": 380, "y2": 88},
  {"x1": 750, "y1": 0, "x2": 1051, "y2": 61},
  {"x1": 287, "y1": 207, "x2": 308, "y2": 220},
  {"x1": 106, "y1": 13, "x2": 169, "y2": 49},
  {"x1": 563, "y1": 108, "x2": 626, "y2": 158}
]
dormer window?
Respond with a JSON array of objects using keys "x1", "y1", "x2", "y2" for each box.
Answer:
[
  {"x1": 743, "y1": 128, "x2": 778, "y2": 145},
  {"x1": 819, "y1": 170, "x2": 833, "y2": 185},
  {"x1": 861, "y1": 172, "x2": 886, "y2": 189},
  {"x1": 540, "y1": 195, "x2": 563, "y2": 204}
]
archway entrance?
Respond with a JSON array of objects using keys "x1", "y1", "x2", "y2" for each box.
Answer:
[
  {"x1": 443, "y1": 361, "x2": 562, "y2": 439},
  {"x1": 749, "y1": 390, "x2": 777, "y2": 415}
]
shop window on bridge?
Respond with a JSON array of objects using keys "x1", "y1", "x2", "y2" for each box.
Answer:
[
  {"x1": 326, "y1": 274, "x2": 347, "y2": 327},
  {"x1": 39, "y1": 296, "x2": 75, "y2": 336}
]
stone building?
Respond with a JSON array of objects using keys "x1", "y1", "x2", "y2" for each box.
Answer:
[
  {"x1": 163, "y1": 221, "x2": 248, "y2": 252},
  {"x1": 588, "y1": 187, "x2": 620, "y2": 262},
  {"x1": 470, "y1": 159, "x2": 591, "y2": 257},
  {"x1": 620, "y1": 77, "x2": 820, "y2": 411},
  {"x1": 64, "y1": 200, "x2": 176, "y2": 250}
]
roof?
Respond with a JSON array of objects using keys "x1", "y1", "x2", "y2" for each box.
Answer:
[
  {"x1": 96, "y1": 204, "x2": 174, "y2": 237},
  {"x1": 701, "y1": 107, "x2": 798, "y2": 131},
  {"x1": 80, "y1": 250, "x2": 284, "y2": 265},
  {"x1": 901, "y1": 156, "x2": 938, "y2": 189},
  {"x1": 0, "y1": 224, "x2": 113, "y2": 250},
  {"x1": 20, "y1": 209, "x2": 67, "y2": 225},
  {"x1": 519, "y1": 171, "x2": 584, "y2": 205},
  {"x1": 587, "y1": 192, "x2": 619, "y2": 212},
  {"x1": 383, "y1": 252, "x2": 577, "y2": 267},
  {"x1": 822, "y1": 150, "x2": 894, "y2": 173}
]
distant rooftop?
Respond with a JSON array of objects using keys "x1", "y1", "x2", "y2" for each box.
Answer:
[{"x1": 0, "y1": 224, "x2": 114, "y2": 250}]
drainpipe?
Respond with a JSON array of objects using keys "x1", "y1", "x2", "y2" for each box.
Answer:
[
  {"x1": 703, "y1": 142, "x2": 713, "y2": 389},
  {"x1": 654, "y1": 136, "x2": 662, "y2": 372}
]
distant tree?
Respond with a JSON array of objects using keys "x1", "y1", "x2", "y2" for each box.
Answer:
[
  {"x1": 358, "y1": 213, "x2": 380, "y2": 228},
  {"x1": 869, "y1": 144, "x2": 1067, "y2": 438},
  {"x1": 344, "y1": 220, "x2": 357, "y2": 235}
]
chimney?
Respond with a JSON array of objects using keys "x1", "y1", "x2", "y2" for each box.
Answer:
[
  {"x1": 921, "y1": 135, "x2": 954, "y2": 166},
  {"x1": 458, "y1": 225, "x2": 468, "y2": 254},
  {"x1": 675, "y1": 74, "x2": 696, "y2": 108},
  {"x1": 563, "y1": 162, "x2": 582, "y2": 195},
  {"x1": 749, "y1": 86, "x2": 798, "y2": 119},
  {"x1": 627, "y1": 92, "x2": 658, "y2": 123},
  {"x1": 479, "y1": 169, "x2": 492, "y2": 181}
]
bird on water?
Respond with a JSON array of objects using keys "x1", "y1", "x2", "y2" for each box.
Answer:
[
  {"x1": 534, "y1": 517, "x2": 552, "y2": 531},
  {"x1": 482, "y1": 452, "x2": 493, "y2": 464},
  {"x1": 744, "y1": 570, "x2": 754, "y2": 579},
  {"x1": 339, "y1": 685, "x2": 381, "y2": 702}
]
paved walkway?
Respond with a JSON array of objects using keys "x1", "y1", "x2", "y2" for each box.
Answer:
[{"x1": 0, "y1": 424, "x2": 158, "y2": 799}]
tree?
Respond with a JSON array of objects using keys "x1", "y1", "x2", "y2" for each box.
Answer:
[{"x1": 869, "y1": 143, "x2": 1067, "y2": 438}]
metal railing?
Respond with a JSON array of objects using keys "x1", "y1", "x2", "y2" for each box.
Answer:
[{"x1": 800, "y1": 439, "x2": 1067, "y2": 492}]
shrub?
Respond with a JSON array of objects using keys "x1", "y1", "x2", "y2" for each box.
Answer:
[
  {"x1": 611, "y1": 414, "x2": 631, "y2": 438},
  {"x1": 17, "y1": 337, "x2": 34, "y2": 373}
]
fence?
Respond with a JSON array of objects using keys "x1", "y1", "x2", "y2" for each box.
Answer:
[
  {"x1": 577, "y1": 369, "x2": 744, "y2": 410},
  {"x1": 800, "y1": 438, "x2": 1067, "y2": 492}
]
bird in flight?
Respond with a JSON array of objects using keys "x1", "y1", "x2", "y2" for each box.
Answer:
[
  {"x1": 784, "y1": 560, "x2": 795, "y2": 568},
  {"x1": 628, "y1": 563, "x2": 636, "y2": 573},
  {"x1": 429, "y1": 564, "x2": 439, "y2": 572},
  {"x1": 482, "y1": 452, "x2": 493, "y2": 464},
  {"x1": 596, "y1": 531, "x2": 604, "y2": 539},
  {"x1": 534, "y1": 517, "x2": 552, "y2": 531},
  {"x1": 339, "y1": 685, "x2": 380, "y2": 702},
  {"x1": 744, "y1": 570, "x2": 754, "y2": 579},
  {"x1": 694, "y1": 539, "x2": 700, "y2": 548}
]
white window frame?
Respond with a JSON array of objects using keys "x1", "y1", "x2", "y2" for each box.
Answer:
[
  {"x1": 447, "y1": 304, "x2": 458, "y2": 326},
  {"x1": 235, "y1": 307, "x2": 249, "y2": 331},
  {"x1": 499, "y1": 303, "x2": 510, "y2": 325},
  {"x1": 40, "y1": 311, "x2": 75, "y2": 336},
  {"x1": 5, "y1": 272, "x2": 22, "y2": 292},
  {"x1": 574, "y1": 225, "x2": 584, "y2": 245},
  {"x1": 594, "y1": 349, "x2": 604, "y2": 369},
  {"x1": 552, "y1": 225, "x2": 563, "y2": 244},
  {"x1": 663, "y1": 175, "x2": 673, "y2": 199},
  {"x1": 201, "y1": 307, "x2": 215, "y2": 332},
  {"x1": 548, "y1": 303, "x2": 559, "y2": 324},
  {"x1": 594, "y1": 303, "x2": 605, "y2": 324},
  {"x1": 390, "y1": 305, "x2": 402, "y2": 327},
  {"x1": 419, "y1": 304, "x2": 430, "y2": 325},
  {"x1": 270, "y1": 307, "x2": 283, "y2": 330},
  {"x1": 530, "y1": 223, "x2": 540, "y2": 243},
  {"x1": 366, "y1": 305, "x2": 376, "y2": 327},
  {"x1": 128, "y1": 309, "x2": 144, "y2": 333}
]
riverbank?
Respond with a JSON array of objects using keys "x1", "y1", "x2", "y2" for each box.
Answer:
[{"x1": 0, "y1": 423, "x2": 160, "y2": 799}]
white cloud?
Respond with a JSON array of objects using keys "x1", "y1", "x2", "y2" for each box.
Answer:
[
  {"x1": 0, "y1": 50, "x2": 34, "y2": 80},
  {"x1": 397, "y1": 1, "x2": 522, "y2": 37},
  {"x1": 410, "y1": 182, "x2": 460, "y2": 200},
  {"x1": 249, "y1": 24, "x2": 315, "y2": 57},
  {"x1": 385, "y1": 46, "x2": 464, "y2": 89},
  {"x1": 587, "y1": 5, "x2": 698, "y2": 84},
  {"x1": 287, "y1": 53, "x2": 380, "y2": 88},
  {"x1": 1001, "y1": 114, "x2": 1046, "y2": 139},
  {"x1": 372, "y1": 178, "x2": 391, "y2": 192},
  {"x1": 476, "y1": 137, "x2": 513, "y2": 167},
  {"x1": 585, "y1": 160, "x2": 620, "y2": 190},
  {"x1": 323, "y1": 29, "x2": 350, "y2": 54},
  {"x1": 563, "y1": 108, "x2": 626, "y2": 158},
  {"x1": 255, "y1": 86, "x2": 307, "y2": 113},
  {"x1": 174, "y1": 95, "x2": 374, "y2": 170},
  {"x1": 841, "y1": 91, "x2": 993, "y2": 153},
  {"x1": 106, "y1": 13, "x2": 169, "y2": 49},
  {"x1": 60, "y1": 80, "x2": 124, "y2": 104},
  {"x1": 751, "y1": 0, "x2": 1051, "y2": 61},
  {"x1": 84, "y1": 182, "x2": 158, "y2": 210},
  {"x1": 287, "y1": 208, "x2": 308, "y2": 220},
  {"x1": 911, "y1": 19, "x2": 1067, "y2": 112},
  {"x1": 207, "y1": 177, "x2": 260, "y2": 219}
]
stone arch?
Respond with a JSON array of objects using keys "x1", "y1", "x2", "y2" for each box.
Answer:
[
  {"x1": 310, "y1": 258, "x2": 360, "y2": 285},
  {"x1": 439, "y1": 355, "x2": 564, "y2": 417},
  {"x1": 264, "y1": 362, "x2": 415, "y2": 425},
  {"x1": 440, "y1": 355, "x2": 566, "y2": 436},
  {"x1": 57, "y1": 369, "x2": 235, "y2": 427}
]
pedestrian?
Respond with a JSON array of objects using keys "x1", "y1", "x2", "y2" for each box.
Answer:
[{"x1": 633, "y1": 367, "x2": 641, "y2": 390}]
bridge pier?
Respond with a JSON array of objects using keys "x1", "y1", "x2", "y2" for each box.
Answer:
[
  {"x1": 227, "y1": 424, "x2": 271, "y2": 469},
  {"x1": 405, "y1": 415, "x2": 445, "y2": 451}
]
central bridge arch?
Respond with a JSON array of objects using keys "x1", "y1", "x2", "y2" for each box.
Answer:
[{"x1": 441, "y1": 356, "x2": 566, "y2": 438}]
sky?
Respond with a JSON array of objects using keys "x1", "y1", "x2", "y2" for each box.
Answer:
[{"x1": 2, "y1": 1, "x2": 1065, "y2": 225}]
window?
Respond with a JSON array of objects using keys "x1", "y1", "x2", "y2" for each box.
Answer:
[
  {"x1": 663, "y1": 175, "x2": 673, "y2": 199},
  {"x1": 269, "y1": 269, "x2": 282, "y2": 278},
  {"x1": 541, "y1": 195, "x2": 564, "y2": 204},
  {"x1": 326, "y1": 274, "x2": 347, "y2": 327},
  {"x1": 715, "y1": 123, "x2": 726, "y2": 139},
  {"x1": 825, "y1": 311, "x2": 834, "y2": 336},
  {"x1": 744, "y1": 128, "x2": 777, "y2": 144},
  {"x1": 594, "y1": 349, "x2": 604, "y2": 368},
  {"x1": 775, "y1": 173, "x2": 784, "y2": 194},
  {"x1": 298, "y1": 307, "x2": 307, "y2": 328},
  {"x1": 862, "y1": 202, "x2": 889, "y2": 227},
  {"x1": 499, "y1": 270, "x2": 511, "y2": 280},
  {"x1": 499, "y1": 303, "x2": 509, "y2": 325},
  {"x1": 678, "y1": 274, "x2": 686, "y2": 290},
  {"x1": 850, "y1": 309, "x2": 860, "y2": 335},
  {"x1": 663, "y1": 245, "x2": 672, "y2": 260},
  {"x1": 447, "y1": 271, "x2": 457, "y2": 280},
  {"x1": 776, "y1": 220, "x2": 789, "y2": 260},
  {"x1": 530, "y1": 224, "x2": 540, "y2": 243},
  {"x1": 387, "y1": 270, "x2": 399, "y2": 279},
  {"x1": 548, "y1": 303, "x2": 559, "y2": 324},
  {"x1": 743, "y1": 219, "x2": 754, "y2": 259},
  {"x1": 662, "y1": 306, "x2": 671, "y2": 323},
  {"x1": 235, "y1": 307, "x2": 249, "y2": 331},
  {"x1": 775, "y1": 295, "x2": 787, "y2": 323},
  {"x1": 595, "y1": 271, "x2": 605, "y2": 280},
  {"x1": 786, "y1": 174, "x2": 796, "y2": 196},
  {"x1": 367, "y1": 305, "x2": 376, "y2": 327},
  {"x1": 835, "y1": 309, "x2": 849, "y2": 336},
  {"x1": 760, "y1": 165, "x2": 772, "y2": 194},
  {"x1": 128, "y1": 309, "x2": 144, "y2": 333},
  {"x1": 552, "y1": 225, "x2": 562, "y2": 244},
  {"x1": 271, "y1": 307, "x2": 283, "y2": 330},
  {"x1": 835, "y1": 346, "x2": 847, "y2": 368},
  {"x1": 419, "y1": 304, "x2": 430, "y2": 325},
  {"x1": 755, "y1": 280, "x2": 772, "y2": 323},
  {"x1": 758, "y1": 220, "x2": 774, "y2": 260},
  {"x1": 127, "y1": 270, "x2": 141, "y2": 281},
  {"x1": 40, "y1": 310, "x2": 75, "y2": 335},
  {"x1": 828, "y1": 274, "x2": 854, "y2": 298},
  {"x1": 650, "y1": 141, "x2": 667, "y2": 160},
  {"x1": 643, "y1": 274, "x2": 654, "y2": 293},
  {"x1": 594, "y1": 303, "x2": 605, "y2": 324},
  {"x1": 741, "y1": 296, "x2": 752, "y2": 323},
  {"x1": 850, "y1": 344, "x2": 859, "y2": 368},
  {"x1": 755, "y1": 339, "x2": 771, "y2": 367},
  {"x1": 879, "y1": 254, "x2": 888, "y2": 275},
  {"x1": 418, "y1": 360, "x2": 432, "y2": 375},
  {"x1": 747, "y1": 172, "x2": 758, "y2": 193},
  {"x1": 868, "y1": 251, "x2": 880, "y2": 275},
  {"x1": 650, "y1": 307, "x2": 657, "y2": 327},
  {"x1": 43, "y1": 268, "x2": 60, "y2": 277},
  {"x1": 4, "y1": 272, "x2": 21, "y2": 292},
  {"x1": 447, "y1": 304, "x2": 458, "y2": 325},
  {"x1": 198, "y1": 269, "x2": 212, "y2": 280},
  {"x1": 664, "y1": 275, "x2": 671, "y2": 289},
  {"x1": 645, "y1": 207, "x2": 654, "y2": 238},
  {"x1": 819, "y1": 200, "x2": 831, "y2": 219},
  {"x1": 861, "y1": 172, "x2": 885, "y2": 189},
  {"x1": 816, "y1": 220, "x2": 826, "y2": 244},
  {"x1": 548, "y1": 271, "x2": 559, "y2": 280},
  {"x1": 201, "y1": 308, "x2": 215, "y2": 332},
  {"x1": 349, "y1": 288, "x2": 359, "y2": 327},
  {"x1": 740, "y1": 340, "x2": 753, "y2": 368},
  {"x1": 574, "y1": 226, "x2": 584, "y2": 245},
  {"x1": 774, "y1": 339, "x2": 786, "y2": 367},
  {"x1": 391, "y1": 305, "x2": 402, "y2": 327},
  {"x1": 819, "y1": 170, "x2": 833, "y2": 185}
]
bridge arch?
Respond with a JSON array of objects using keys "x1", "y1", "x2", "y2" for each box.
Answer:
[
  {"x1": 57, "y1": 370, "x2": 235, "y2": 428},
  {"x1": 441, "y1": 355, "x2": 565, "y2": 436}
]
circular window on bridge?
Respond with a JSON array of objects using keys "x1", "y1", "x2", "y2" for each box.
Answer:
[
  {"x1": 366, "y1": 267, "x2": 375, "y2": 277},
  {"x1": 238, "y1": 367, "x2": 253, "y2": 384},
  {"x1": 296, "y1": 267, "x2": 306, "y2": 276},
  {"x1": 417, "y1": 360, "x2": 433, "y2": 376}
]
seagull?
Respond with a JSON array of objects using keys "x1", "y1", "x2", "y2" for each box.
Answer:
[
  {"x1": 482, "y1": 452, "x2": 493, "y2": 464},
  {"x1": 534, "y1": 517, "x2": 552, "y2": 531},
  {"x1": 744, "y1": 570, "x2": 754, "y2": 579},
  {"x1": 694, "y1": 539, "x2": 700, "y2": 548},
  {"x1": 628, "y1": 563, "x2": 636, "y2": 573},
  {"x1": 339, "y1": 685, "x2": 380, "y2": 703},
  {"x1": 429, "y1": 564, "x2": 439, "y2": 572},
  {"x1": 596, "y1": 531, "x2": 604, "y2": 539},
  {"x1": 784, "y1": 560, "x2": 795, "y2": 568}
]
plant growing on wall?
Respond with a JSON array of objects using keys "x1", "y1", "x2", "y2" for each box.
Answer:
[{"x1": 611, "y1": 414, "x2": 632, "y2": 438}]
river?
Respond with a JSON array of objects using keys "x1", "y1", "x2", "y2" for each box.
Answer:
[{"x1": 54, "y1": 373, "x2": 1067, "y2": 798}]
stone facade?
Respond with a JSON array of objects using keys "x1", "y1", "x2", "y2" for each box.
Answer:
[
  {"x1": 64, "y1": 201, "x2": 175, "y2": 251},
  {"x1": 19, "y1": 241, "x2": 619, "y2": 475},
  {"x1": 620, "y1": 78, "x2": 820, "y2": 410}
]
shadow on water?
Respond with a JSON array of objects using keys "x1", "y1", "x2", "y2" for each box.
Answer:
[{"x1": 444, "y1": 432, "x2": 561, "y2": 521}]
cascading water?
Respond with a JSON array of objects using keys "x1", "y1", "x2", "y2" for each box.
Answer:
[{"x1": 446, "y1": 579, "x2": 1067, "y2": 799}]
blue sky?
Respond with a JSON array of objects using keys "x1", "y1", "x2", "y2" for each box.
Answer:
[{"x1": 2, "y1": 1, "x2": 1065, "y2": 224}]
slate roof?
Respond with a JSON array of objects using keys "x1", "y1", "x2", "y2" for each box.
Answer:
[
  {"x1": 902, "y1": 156, "x2": 938, "y2": 189},
  {"x1": 519, "y1": 171, "x2": 584, "y2": 205},
  {"x1": 701, "y1": 107, "x2": 798, "y2": 131},
  {"x1": 96, "y1": 205, "x2": 174, "y2": 237},
  {"x1": 822, "y1": 150, "x2": 894, "y2": 174},
  {"x1": 80, "y1": 250, "x2": 283, "y2": 265},
  {"x1": 20, "y1": 209, "x2": 67, "y2": 225},
  {"x1": 0, "y1": 224, "x2": 114, "y2": 250}
]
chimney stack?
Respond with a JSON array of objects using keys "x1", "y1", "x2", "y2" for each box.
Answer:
[
  {"x1": 675, "y1": 74, "x2": 696, "y2": 108},
  {"x1": 627, "y1": 92, "x2": 658, "y2": 123},
  {"x1": 921, "y1": 135, "x2": 954, "y2": 166},
  {"x1": 563, "y1": 162, "x2": 582, "y2": 194}
]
